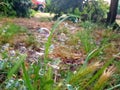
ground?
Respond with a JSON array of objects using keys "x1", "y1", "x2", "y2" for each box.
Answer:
[
  {"x1": 0, "y1": 12, "x2": 120, "y2": 67},
  {"x1": 0, "y1": 12, "x2": 120, "y2": 90}
]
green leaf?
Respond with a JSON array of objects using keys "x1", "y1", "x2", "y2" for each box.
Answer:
[
  {"x1": 22, "y1": 61, "x2": 34, "y2": 90},
  {"x1": 7, "y1": 54, "x2": 26, "y2": 79}
]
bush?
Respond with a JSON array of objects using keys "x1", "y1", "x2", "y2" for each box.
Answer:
[
  {"x1": 0, "y1": 0, "x2": 16, "y2": 16},
  {"x1": 0, "y1": 0, "x2": 32, "y2": 17},
  {"x1": 81, "y1": 0, "x2": 109, "y2": 22},
  {"x1": 46, "y1": 0, "x2": 87, "y2": 15},
  {"x1": 46, "y1": 0, "x2": 109, "y2": 22},
  {"x1": 13, "y1": 0, "x2": 32, "y2": 17}
]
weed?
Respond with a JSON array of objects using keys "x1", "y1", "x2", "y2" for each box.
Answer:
[
  {"x1": 25, "y1": 35, "x2": 38, "y2": 47},
  {"x1": 77, "y1": 29, "x2": 96, "y2": 53}
]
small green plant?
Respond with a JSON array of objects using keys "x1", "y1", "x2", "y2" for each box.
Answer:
[
  {"x1": 30, "y1": 9, "x2": 37, "y2": 17},
  {"x1": 77, "y1": 29, "x2": 96, "y2": 53},
  {"x1": 25, "y1": 35, "x2": 38, "y2": 46},
  {"x1": 74, "y1": 8, "x2": 81, "y2": 16},
  {"x1": 44, "y1": 16, "x2": 70, "y2": 59}
]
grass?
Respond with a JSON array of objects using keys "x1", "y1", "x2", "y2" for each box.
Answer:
[
  {"x1": 0, "y1": 15, "x2": 120, "y2": 90},
  {"x1": 34, "y1": 12, "x2": 54, "y2": 22},
  {"x1": 106, "y1": 84, "x2": 120, "y2": 90},
  {"x1": 77, "y1": 29, "x2": 96, "y2": 53},
  {"x1": 0, "y1": 22, "x2": 38, "y2": 48},
  {"x1": 0, "y1": 23, "x2": 26, "y2": 44}
]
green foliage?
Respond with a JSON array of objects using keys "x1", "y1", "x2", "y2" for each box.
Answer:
[
  {"x1": 46, "y1": 0, "x2": 109, "y2": 22},
  {"x1": 0, "y1": 51, "x2": 117, "y2": 90},
  {"x1": 13, "y1": 0, "x2": 32, "y2": 17},
  {"x1": 22, "y1": 61, "x2": 34, "y2": 90},
  {"x1": 74, "y1": 8, "x2": 81, "y2": 16},
  {"x1": 25, "y1": 35, "x2": 38, "y2": 46},
  {"x1": 44, "y1": 16, "x2": 70, "y2": 59},
  {"x1": 7, "y1": 55, "x2": 26, "y2": 79},
  {"x1": 0, "y1": 0, "x2": 16, "y2": 16},
  {"x1": 0, "y1": 0, "x2": 32, "y2": 17},
  {"x1": 46, "y1": 0, "x2": 86, "y2": 15},
  {"x1": 80, "y1": 0, "x2": 109, "y2": 22},
  {"x1": 77, "y1": 28, "x2": 96, "y2": 53}
]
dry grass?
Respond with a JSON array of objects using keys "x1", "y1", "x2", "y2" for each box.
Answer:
[{"x1": 34, "y1": 12, "x2": 55, "y2": 18}]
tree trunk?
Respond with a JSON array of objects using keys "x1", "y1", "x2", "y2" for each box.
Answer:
[{"x1": 106, "y1": 0, "x2": 119, "y2": 24}]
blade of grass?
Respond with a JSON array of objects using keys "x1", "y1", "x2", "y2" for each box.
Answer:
[
  {"x1": 81, "y1": 58, "x2": 114, "y2": 90},
  {"x1": 22, "y1": 62, "x2": 34, "y2": 90},
  {"x1": 44, "y1": 16, "x2": 69, "y2": 59},
  {"x1": 43, "y1": 67, "x2": 53, "y2": 90},
  {"x1": 32, "y1": 64, "x2": 40, "y2": 90},
  {"x1": 7, "y1": 54, "x2": 26, "y2": 79},
  {"x1": 44, "y1": 15, "x2": 78, "y2": 60},
  {"x1": 83, "y1": 45, "x2": 109, "y2": 68},
  {"x1": 106, "y1": 84, "x2": 120, "y2": 90},
  {"x1": 83, "y1": 47, "x2": 99, "y2": 67}
]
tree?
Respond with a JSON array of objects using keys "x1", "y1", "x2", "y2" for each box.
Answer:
[{"x1": 106, "y1": 0, "x2": 119, "y2": 24}]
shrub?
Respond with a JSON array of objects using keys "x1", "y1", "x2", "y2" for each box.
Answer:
[
  {"x1": 46, "y1": 0, "x2": 87, "y2": 15},
  {"x1": 0, "y1": 0, "x2": 32, "y2": 17},
  {"x1": 13, "y1": 0, "x2": 32, "y2": 17},
  {"x1": 87, "y1": 0, "x2": 109, "y2": 22},
  {"x1": 0, "y1": 0, "x2": 16, "y2": 16},
  {"x1": 46, "y1": 0, "x2": 109, "y2": 22}
]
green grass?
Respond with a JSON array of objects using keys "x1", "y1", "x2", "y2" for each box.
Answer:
[
  {"x1": 7, "y1": 55, "x2": 27, "y2": 79},
  {"x1": 0, "y1": 23, "x2": 26, "y2": 44},
  {"x1": 77, "y1": 29, "x2": 96, "y2": 53}
]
